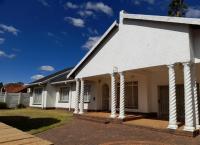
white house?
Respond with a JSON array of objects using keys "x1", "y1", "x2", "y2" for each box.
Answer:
[
  {"x1": 29, "y1": 11, "x2": 200, "y2": 133},
  {"x1": 66, "y1": 11, "x2": 200, "y2": 133},
  {"x1": 29, "y1": 67, "x2": 75, "y2": 110},
  {"x1": 29, "y1": 67, "x2": 95, "y2": 110}
]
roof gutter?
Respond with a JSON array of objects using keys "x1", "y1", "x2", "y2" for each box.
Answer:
[
  {"x1": 51, "y1": 79, "x2": 75, "y2": 85},
  {"x1": 26, "y1": 82, "x2": 44, "y2": 87}
]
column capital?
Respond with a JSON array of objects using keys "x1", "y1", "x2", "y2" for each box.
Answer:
[
  {"x1": 80, "y1": 78, "x2": 85, "y2": 82},
  {"x1": 167, "y1": 64, "x2": 175, "y2": 68},
  {"x1": 75, "y1": 78, "x2": 80, "y2": 81},
  {"x1": 119, "y1": 71, "x2": 125, "y2": 75},
  {"x1": 182, "y1": 61, "x2": 192, "y2": 66},
  {"x1": 110, "y1": 73, "x2": 116, "y2": 76}
]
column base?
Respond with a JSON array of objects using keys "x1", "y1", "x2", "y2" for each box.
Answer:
[
  {"x1": 79, "y1": 111, "x2": 84, "y2": 115},
  {"x1": 183, "y1": 126, "x2": 196, "y2": 132},
  {"x1": 118, "y1": 115, "x2": 125, "y2": 119},
  {"x1": 167, "y1": 124, "x2": 178, "y2": 130},
  {"x1": 196, "y1": 125, "x2": 200, "y2": 129},
  {"x1": 73, "y1": 110, "x2": 78, "y2": 114},
  {"x1": 110, "y1": 114, "x2": 116, "y2": 118}
]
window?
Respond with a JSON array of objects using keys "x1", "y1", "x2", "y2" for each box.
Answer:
[
  {"x1": 125, "y1": 82, "x2": 138, "y2": 109},
  {"x1": 117, "y1": 81, "x2": 138, "y2": 109},
  {"x1": 33, "y1": 88, "x2": 42, "y2": 104},
  {"x1": 59, "y1": 87, "x2": 70, "y2": 102},
  {"x1": 84, "y1": 84, "x2": 91, "y2": 103}
]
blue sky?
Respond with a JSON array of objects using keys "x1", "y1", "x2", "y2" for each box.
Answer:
[{"x1": 0, "y1": 0, "x2": 200, "y2": 84}]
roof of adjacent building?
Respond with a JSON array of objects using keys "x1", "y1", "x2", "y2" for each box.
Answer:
[
  {"x1": 3, "y1": 83, "x2": 27, "y2": 93},
  {"x1": 30, "y1": 67, "x2": 73, "y2": 85}
]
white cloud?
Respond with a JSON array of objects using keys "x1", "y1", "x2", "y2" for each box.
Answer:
[
  {"x1": 133, "y1": 0, "x2": 155, "y2": 5},
  {"x1": 0, "y1": 50, "x2": 15, "y2": 59},
  {"x1": 31, "y1": 75, "x2": 45, "y2": 80},
  {"x1": 78, "y1": 10, "x2": 94, "y2": 17},
  {"x1": 64, "y1": 17, "x2": 85, "y2": 27},
  {"x1": 0, "y1": 24, "x2": 19, "y2": 36},
  {"x1": 87, "y1": 28, "x2": 98, "y2": 35},
  {"x1": 186, "y1": 7, "x2": 200, "y2": 18},
  {"x1": 64, "y1": 2, "x2": 78, "y2": 9},
  {"x1": 85, "y1": 2, "x2": 113, "y2": 16},
  {"x1": 12, "y1": 48, "x2": 20, "y2": 52},
  {"x1": 47, "y1": 32, "x2": 55, "y2": 37},
  {"x1": 37, "y1": 0, "x2": 50, "y2": 7},
  {"x1": 39, "y1": 65, "x2": 55, "y2": 71},
  {"x1": 0, "y1": 38, "x2": 5, "y2": 44},
  {"x1": 82, "y1": 36, "x2": 101, "y2": 50},
  {"x1": 0, "y1": 30, "x2": 4, "y2": 34}
]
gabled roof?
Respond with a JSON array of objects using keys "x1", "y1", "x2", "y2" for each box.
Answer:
[
  {"x1": 67, "y1": 21, "x2": 119, "y2": 78},
  {"x1": 67, "y1": 11, "x2": 200, "y2": 78},
  {"x1": 122, "y1": 11, "x2": 200, "y2": 26},
  {"x1": 29, "y1": 67, "x2": 73, "y2": 86}
]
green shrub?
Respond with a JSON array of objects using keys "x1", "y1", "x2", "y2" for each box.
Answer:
[
  {"x1": 17, "y1": 104, "x2": 26, "y2": 109},
  {"x1": 0, "y1": 102, "x2": 7, "y2": 109}
]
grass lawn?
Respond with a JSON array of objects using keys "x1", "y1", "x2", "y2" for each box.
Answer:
[{"x1": 0, "y1": 108, "x2": 72, "y2": 134}]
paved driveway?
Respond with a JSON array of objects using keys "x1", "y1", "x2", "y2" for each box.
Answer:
[{"x1": 37, "y1": 119, "x2": 200, "y2": 145}]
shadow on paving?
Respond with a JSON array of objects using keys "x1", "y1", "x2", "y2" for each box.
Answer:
[{"x1": 0, "y1": 116, "x2": 60, "y2": 131}]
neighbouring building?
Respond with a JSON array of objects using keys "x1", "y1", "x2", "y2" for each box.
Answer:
[{"x1": 2, "y1": 83, "x2": 28, "y2": 93}]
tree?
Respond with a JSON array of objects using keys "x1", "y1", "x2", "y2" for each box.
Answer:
[{"x1": 168, "y1": 0, "x2": 188, "y2": 17}]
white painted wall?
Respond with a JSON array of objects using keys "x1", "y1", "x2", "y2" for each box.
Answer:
[
  {"x1": 87, "y1": 73, "x2": 149, "y2": 113},
  {"x1": 45, "y1": 84, "x2": 56, "y2": 108},
  {"x1": 148, "y1": 65, "x2": 184, "y2": 113},
  {"x1": 76, "y1": 20, "x2": 191, "y2": 78}
]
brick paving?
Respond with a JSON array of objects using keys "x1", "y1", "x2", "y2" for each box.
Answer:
[{"x1": 37, "y1": 118, "x2": 200, "y2": 145}]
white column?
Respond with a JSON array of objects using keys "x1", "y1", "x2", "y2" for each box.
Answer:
[
  {"x1": 79, "y1": 78, "x2": 84, "y2": 114},
  {"x1": 119, "y1": 72, "x2": 125, "y2": 119},
  {"x1": 183, "y1": 62, "x2": 195, "y2": 132},
  {"x1": 4, "y1": 92, "x2": 7, "y2": 103},
  {"x1": 110, "y1": 73, "x2": 117, "y2": 118},
  {"x1": 192, "y1": 65, "x2": 200, "y2": 129},
  {"x1": 18, "y1": 93, "x2": 22, "y2": 105},
  {"x1": 167, "y1": 64, "x2": 178, "y2": 129},
  {"x1": 74, "y1": 79, "x2": 80, "y2": 114}
]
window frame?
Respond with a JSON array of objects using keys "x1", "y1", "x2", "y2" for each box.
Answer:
[
  {"x1": 59, "y1": 86, "x2": 70, "y2": 103},
  {"x1": 117, "y1": 81, "x2": 138, "y2": 109},
  {"x1": 33, "y1": 87, "x2": 43, "y2": 105},
  {"x1": 83, "y1": 84, "x2": 92, "y2": 103}
]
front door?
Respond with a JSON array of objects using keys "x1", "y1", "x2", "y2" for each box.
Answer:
[
  {"x1": 158, "y1": 85, "x2": 185, "y2": 121},
  {"x1": 158, "y1": 86, "x2": 169, "y2": 120},
  {"x1": 102, "y1": 84, "x2": 109, "y2": 111}
]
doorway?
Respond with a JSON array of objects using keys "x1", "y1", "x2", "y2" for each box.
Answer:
[
  {"x1": 102, "y1": 84, "x2": 109, "y2": 111},
  {"x1": 158, "y1": 85, "x2": 185, "y2": 121}
]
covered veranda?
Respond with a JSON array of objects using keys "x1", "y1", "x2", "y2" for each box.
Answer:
[{"x1": 73, "y1": 62, "x2": 200, "y2": 134}]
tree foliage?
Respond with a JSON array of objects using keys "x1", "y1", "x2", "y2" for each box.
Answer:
[{"x1": 168, "y1": 0, "x2": 188, "y2": 17}]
